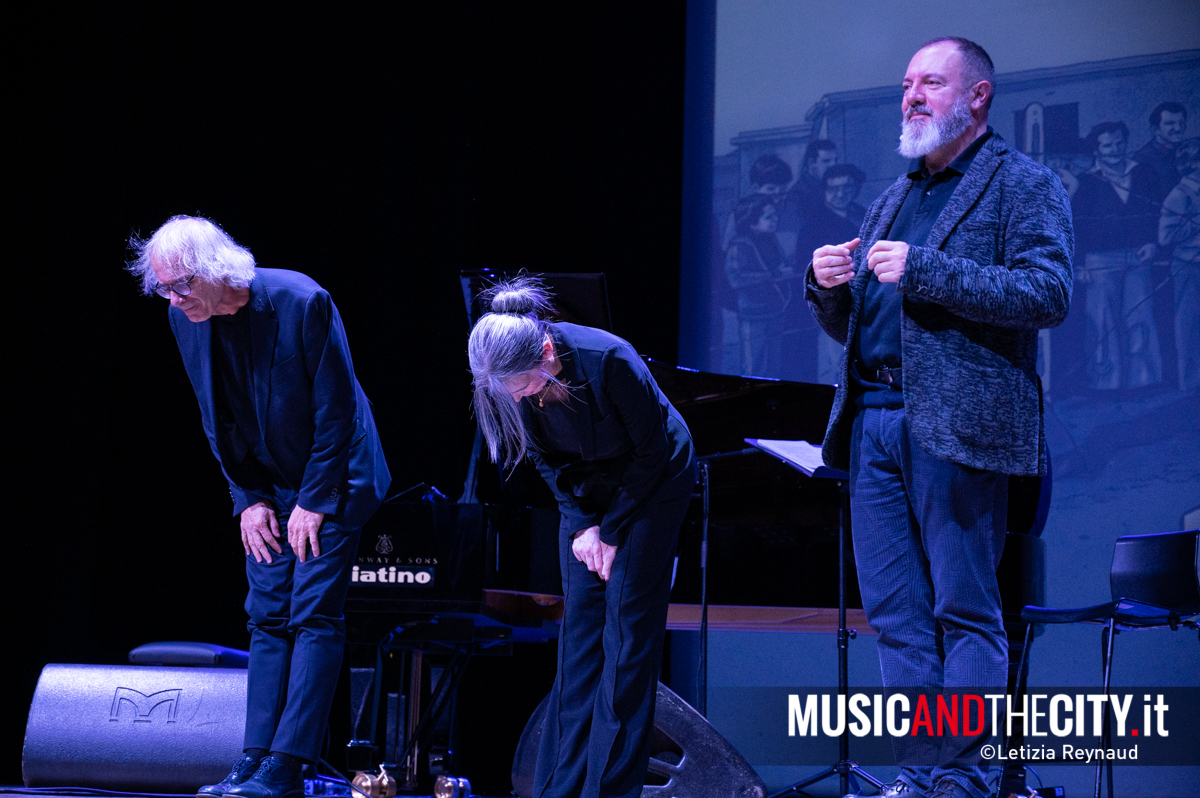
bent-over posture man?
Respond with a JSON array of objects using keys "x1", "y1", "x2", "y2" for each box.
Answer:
[
  {"x1": 807, "y1": 38, "x2": 1072, "y2": 798},
  {"x1": 129, "y1": 216, "x2": 390, "y2": 798}
]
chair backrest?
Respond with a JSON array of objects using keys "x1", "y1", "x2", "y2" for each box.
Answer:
[{"x1": 1109, "y1": 529, "x2": 1200, "y2": 614}]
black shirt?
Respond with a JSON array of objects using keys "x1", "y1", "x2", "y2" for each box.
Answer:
[
  {"x1": 528, "y1": 360, "x2": 620, "y2": 526},
  {"x1": 211, "y1": 306, "x2": 291, "y2": 502},
  {"x1": 852, "y1": 128, "x2": 993, "y2": 407},
  {"x1": 211, "y1": 306, "x2": 259, "y2": 464},
  {"x1": 531, "y1": 388, "x2": 584, "y2": 458}
]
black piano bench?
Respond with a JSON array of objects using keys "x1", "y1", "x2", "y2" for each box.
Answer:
[{"x1": 129, "y1": 640, "x2": 250, "y2": 668}]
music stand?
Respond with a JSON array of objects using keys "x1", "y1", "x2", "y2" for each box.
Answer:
[{"x1": 746, "y1": 438, "x2": 885, "y2": 798}]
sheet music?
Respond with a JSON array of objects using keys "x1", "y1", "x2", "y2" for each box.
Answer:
[{"x1": 745, "y1": 438, "x2": 846, "y2": 479}]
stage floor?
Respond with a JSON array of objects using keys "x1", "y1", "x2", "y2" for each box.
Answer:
[{"x1": 0, "y1": 789, "x2": 512, "y2": 798}]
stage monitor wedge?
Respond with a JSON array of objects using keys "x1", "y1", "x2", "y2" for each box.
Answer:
[{"x1": 23, "y1": 663, "x2": 246, "y2": 791}]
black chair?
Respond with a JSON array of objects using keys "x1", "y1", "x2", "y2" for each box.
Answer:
[{"x1": 1012, "y1": 529, "x2": 1200, "y2": 798}]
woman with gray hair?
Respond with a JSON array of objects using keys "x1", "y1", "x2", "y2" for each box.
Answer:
[{"x1": 468, "y1": 278, "x2": 695, "y2": 798}]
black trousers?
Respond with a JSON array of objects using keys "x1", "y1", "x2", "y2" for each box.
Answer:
[
  {"x1": 244, "y1": 517, "x2": 360, "y2": 760},
  {"x1": 533, "y1": 487, "x2": 691, "y2": 798}
]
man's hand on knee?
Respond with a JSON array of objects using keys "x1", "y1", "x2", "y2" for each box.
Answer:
[
  {"x1": 241, "y1": 502, "x2": 283, "y2": 564},
  {"x1": 288, "y1": 505, "x2": 326, "y2": 563}
]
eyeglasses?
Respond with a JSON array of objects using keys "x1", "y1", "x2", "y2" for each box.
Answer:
[{"x1": 154, "y1": 275, "x2": 196, "y2": 298}]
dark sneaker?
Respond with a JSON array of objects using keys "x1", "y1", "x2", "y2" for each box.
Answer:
[
  {"x1": 197, "y1": 755, "x2": 262, "y2": 798},
  {"x1": 928, "y1": 780, "x2": 974, "y2": 798},
  {"x1": 222, "y1": 755, "x2": 304, "y2": 798}
]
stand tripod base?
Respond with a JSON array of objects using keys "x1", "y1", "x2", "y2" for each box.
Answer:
[{"x1": 767, "y1": 760, "x2": 887, "y2": 798}]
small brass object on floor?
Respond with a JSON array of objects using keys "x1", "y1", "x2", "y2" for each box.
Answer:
[
  {"x1": 433, "y1": 774, "x2": 472, "y2": 798},
  {"x1": 351, "y1": 764, "x2": 397, "y2": 798}
]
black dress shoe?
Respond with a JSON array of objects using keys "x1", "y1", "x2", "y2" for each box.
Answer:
[
  {"x1": 196, "y1": 755, "x2": 262, "y2": 798},
  {"x1": 223, "y1": 755, "x2": 304, "y2": 798}
]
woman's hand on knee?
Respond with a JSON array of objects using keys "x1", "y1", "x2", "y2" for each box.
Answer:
[{"x1": 571, "y1": 526, "x2": 616, "y2": 582}]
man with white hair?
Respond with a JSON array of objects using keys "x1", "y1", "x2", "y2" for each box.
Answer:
[
  {"x1": 807, "y1": 38, "x2": 1073, "y2": 798},
  {"x1": 129, "y1": 216, "x2": 391, "y2": 798}
]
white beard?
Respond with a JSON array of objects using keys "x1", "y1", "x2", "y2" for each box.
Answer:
[{"x1": 898, "y1": 93, "x2": 973, "y2": 159}]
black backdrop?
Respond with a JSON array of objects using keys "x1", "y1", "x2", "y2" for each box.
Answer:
[{"x1": 6, "y1": 2, "x2": 687, "y2": 785}]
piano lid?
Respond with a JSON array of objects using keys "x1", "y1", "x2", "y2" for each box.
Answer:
[{"x1": 645, "y1": 359, "x2": 836, "y2": 458}]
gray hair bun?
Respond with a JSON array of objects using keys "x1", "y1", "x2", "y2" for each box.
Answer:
[{"x1": 484, "y1": 276, "x2": 554, "y2": 317}]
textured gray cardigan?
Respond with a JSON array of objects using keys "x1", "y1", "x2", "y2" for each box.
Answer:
[{"x1": 806, "y1": 132, "x2": 1073, "y2": 476}]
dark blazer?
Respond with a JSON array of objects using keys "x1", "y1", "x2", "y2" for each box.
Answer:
[
  {"x1": 807, "y1": 132, "x2": 1074, "y2": 476},
  {"x1": 169, "y1": 268, "x2": 390, "y2": 527},
  {"x1": 524, "y1": 323, "x2": 694, "y2": 547}
]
